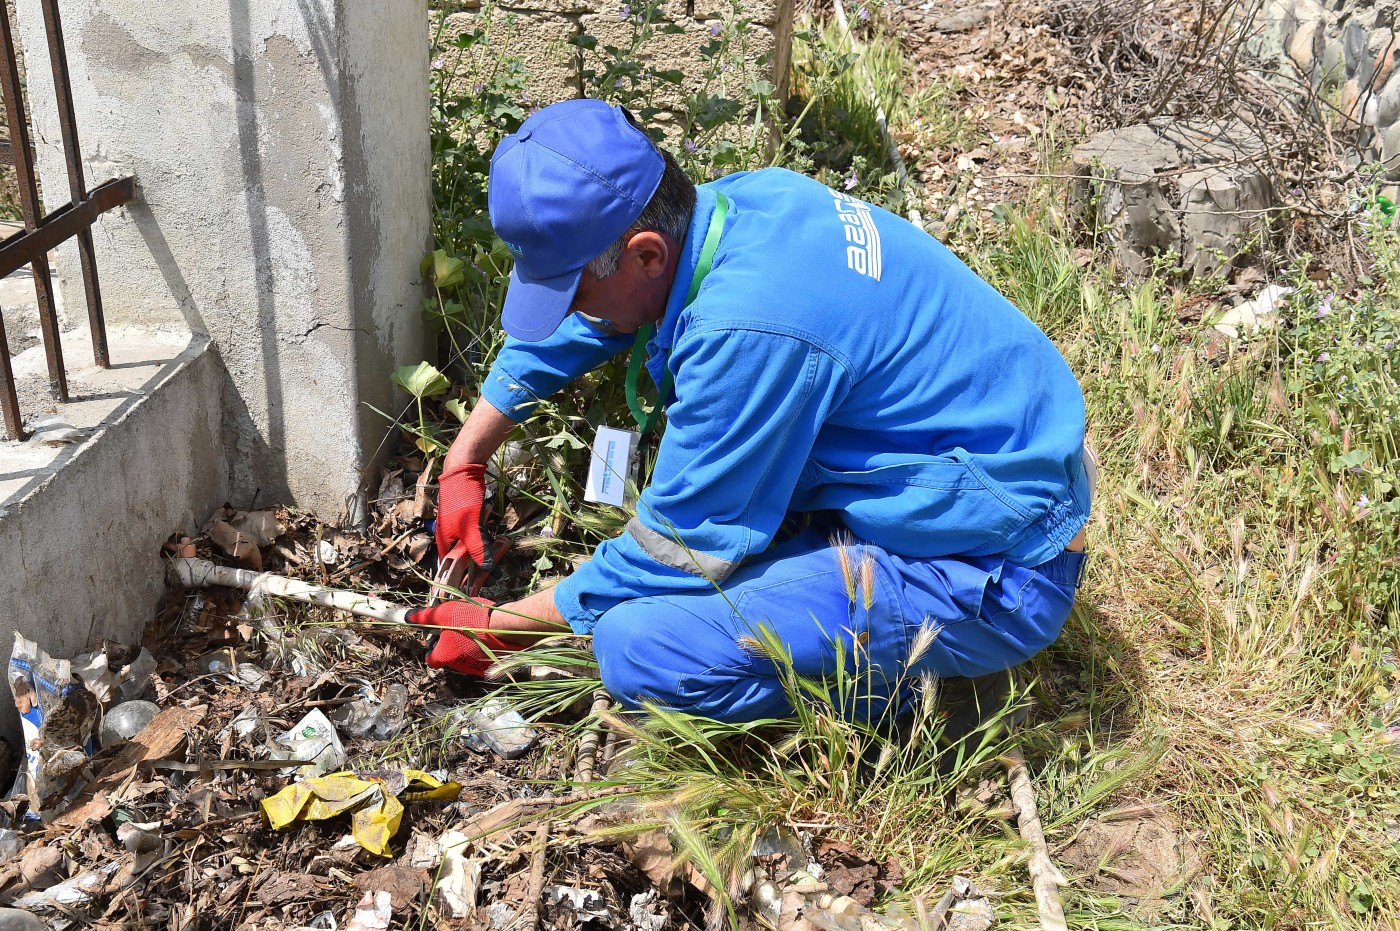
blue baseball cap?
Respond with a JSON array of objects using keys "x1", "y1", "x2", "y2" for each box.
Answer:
[{"x1": 488, "y1": 99, "x2": 665, "y2": 341}]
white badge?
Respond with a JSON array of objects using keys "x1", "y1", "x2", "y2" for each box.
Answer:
[{"x1": 584, "y1": 425, "x2": 642, "y2": 507}]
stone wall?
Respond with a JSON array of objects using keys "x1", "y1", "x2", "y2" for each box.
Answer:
[
  {"x1": 13, "y1": 0, "x2": 433, "y2": 522},
  {"x1": 434, "y1": 0, "x2": 793, "y2": 124},
  {"x1": 1255, "y1": 0, "x2": 1400, "y2": 192}
]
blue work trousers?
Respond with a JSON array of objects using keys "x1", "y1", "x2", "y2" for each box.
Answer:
[{"x1": 591, "y1": 527, "x2": 1086, "y2": 723}]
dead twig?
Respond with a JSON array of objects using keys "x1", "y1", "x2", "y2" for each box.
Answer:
[
  {"x1": 518, "y1": 822, "x2": 551, "y2": 931},
  {"x1": 573, "y1": 691, "x2": 613, "y2": 783},
  {"x1": 1005, "y1": 746, "x2": 1069, "y2": 931}
]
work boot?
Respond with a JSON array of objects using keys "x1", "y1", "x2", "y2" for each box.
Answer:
[{"x1": 936, "y1": 666, "x2": 1028, "y2": 748}]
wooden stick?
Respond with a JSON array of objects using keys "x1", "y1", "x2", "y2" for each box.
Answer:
[
  {"x1": 169, "y1": 557, "x2": 413, "y2": 624},
  {"x1": 573, "y1": 691, "x2": 613, "y2": 783},
  {"x1": 518, "y1": 822, "x2": 551, "y2": 931},
  {"x1": 1005, "y1": 746, "x2": 1069, "y2": 931}
]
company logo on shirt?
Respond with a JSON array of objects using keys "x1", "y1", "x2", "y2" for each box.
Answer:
[{"x1": 831, "y1": 192, "x2": 882, "y2": 281}]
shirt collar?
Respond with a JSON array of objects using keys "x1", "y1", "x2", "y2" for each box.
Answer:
[{"x1": 653, "y1": 184, "x2": 718, "y2": 352}]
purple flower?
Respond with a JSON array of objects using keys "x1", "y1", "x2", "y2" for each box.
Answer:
[
  {"x1": 709, "y1": 21, "x2": 723, "y2": 35},
  {"x1": 684, "y1": 138, "x2": 699, "y2": 152},
  {"x1": 473, "y1": 82, "x2": 485, "y2": 94},
  {"x1": 614, "y1": 77, "x2": 625, "y2": 88},
  {"x1": 432, "y1": 57, "x2": 445, "y2": 70},
  {"x1": 844, "y1": 172, "x2": 858, "y2": 191},
  {"x1": 1318, "y1": 351, "x2": 1330, "y2": 362},
  {"x1": 636, "y1": 13, "x2": 645, "y2": 22},
  {"x1": 1151, "y1": 343, "x2": 1161, "y2": 353},
  {"x1": 1357, "y1": 494, "x2": 1370, "y2": 509},
  {"x1": 1316, "y1": 293, "x2": 1333, "y2": 318},
  {"x1": 858, "y1": 5, "x2": 871, "y2": 20},
  {"x1": 620, "y1": 3, "x2": 631, "y2": 15}
]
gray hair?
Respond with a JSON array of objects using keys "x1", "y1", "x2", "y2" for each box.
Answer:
[{"x1": 585, "y1": 145, "x2": 697, "y2": 279}]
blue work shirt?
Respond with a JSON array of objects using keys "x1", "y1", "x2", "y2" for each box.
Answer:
[{"x1": 480, "y1": 168, "x2": 1090, "y2": 636}]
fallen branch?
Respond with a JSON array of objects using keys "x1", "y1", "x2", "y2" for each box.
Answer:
[
  {"x1": 518, "y1": 822, "x2": 551, "y2": 931},
  {"x1": 573, "y1": 692, "x2": 614, "y2": 783},
  {"x1": 1005, "y1": 746, "x2": 1069, "y2": 931}
]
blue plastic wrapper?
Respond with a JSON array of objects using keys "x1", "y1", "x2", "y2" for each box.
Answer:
[{"x1": 8, "y1": 633, "x2": 96, "y2": 815}]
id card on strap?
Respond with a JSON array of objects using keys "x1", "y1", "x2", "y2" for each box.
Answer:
[{"x1": 584, "y1": 425, "x2": 642, "y2": 507}]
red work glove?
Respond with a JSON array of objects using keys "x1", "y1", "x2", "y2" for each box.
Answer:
[
  {"x1": 436, "y1": 464, "x2": 494, "y2": 572},
  {"x1": 407, "y1": 599, "x2": 520, "y2": 677}
]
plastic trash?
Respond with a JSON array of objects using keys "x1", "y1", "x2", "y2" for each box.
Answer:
[
  {"x1": 335, "y1": 684, "x2": 409, "y2": 740},
  {"x1": 269, "y1": 709, "x2": 346, "y2": 776},
  {"x1": 343, "y1": 890, "x2": 391, "y2": 931},
  {"x1": 546, "y1": 886, "x2": 613, "y2": 923},
  {"x1": 0, "y1": 908, "x2": 46, "y2": 931},
  {"x1": 228, "y1": 706, "x2": 262, "y2": 741},
  {"x1": 8, "y1": 634, "x2": 96, "y2": 813},
  {"x1": 261, "y1": 769, "x2": 462, "y2": 857},
  {"x1": 464, "y1": 698, "x2": 537, "y2": 759},
  {"x1": 371, "y1": 684, "x2": 409, "y2": 740},
  {"x1": 11, "y1": 861, "x2": 123, "y2": 913},
  {"x1": 99, "y1": 700, "x2": 161, "y2": 749},
  {"x1": 117, "y1": 820, "x2": 165, "y2": 872},
  {"x1": 0, "y1": 830, "x2": 24, "y2": 865},
  {"x1": 435, "y1": 831, "x2": 479, "y2": 918}
]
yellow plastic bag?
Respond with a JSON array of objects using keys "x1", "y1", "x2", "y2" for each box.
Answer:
[{"x1": 261, "y1": 769, "x2": 462, "y2": 857}]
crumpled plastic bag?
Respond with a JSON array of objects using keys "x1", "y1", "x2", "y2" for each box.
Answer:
[
  {"x1": 8, "y1": 633, "x2": 96, "y2": 813},
  {"x1": 261, "y1": 770, "x2": 461, "y2": 857}
]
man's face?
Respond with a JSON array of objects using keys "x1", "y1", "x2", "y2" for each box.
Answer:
[{"x1": 569, "y1": 230, "x2": 679, "y2": 335}]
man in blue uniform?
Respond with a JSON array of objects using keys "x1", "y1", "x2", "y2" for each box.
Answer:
[{"x1": 410, "y1": 99, "x2": 1091, "y2": 725}]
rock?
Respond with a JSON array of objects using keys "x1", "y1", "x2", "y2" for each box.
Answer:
[
  {"x1": 1287, "y1": 19, "x2": 1321, "y2": 71},
  {"x1": 935, "y1": 6, "x2": 992, "y2": 31},
  {"x1": 1378, "y1": 57, "x2": 1400, "y2": 126},
  {"x1": 1381, "y1": 122, "x2": 1400, "y2": 180},
  {"x1": 1343, "y1": 19, "x2": 1369, "y2": 78},
  {"x1": 0, "y1": 909, "x2": 46, "y2": 931},
  {"x1": 1072, "y1": 120, "x2": 1273, "y2": 279},
  {"x1": 1321, "y1": 36, "x2": 1347, "y2": 87}
]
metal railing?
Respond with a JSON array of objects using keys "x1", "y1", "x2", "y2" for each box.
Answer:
[{"x1": 0, "y1": 0, "x2": 134, "y2": 441}]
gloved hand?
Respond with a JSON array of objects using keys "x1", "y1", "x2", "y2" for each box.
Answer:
[
  {"x1": 436, "y1": 464, "x2": 493, "y2": 572},
  {"x1": 407, "y1": 599, "x2": 520, "y2": 677}
]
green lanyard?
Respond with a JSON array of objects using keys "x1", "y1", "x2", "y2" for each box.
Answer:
[{"x1": 625, "y1": 192, "x2": 730, "y2": 433}]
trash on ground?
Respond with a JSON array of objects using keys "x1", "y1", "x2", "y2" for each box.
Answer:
[
  {"x1": 1211, "y1": 283, "x2": 1294, "y2": 339},
  {"x1": 0, "y1": 908, "x2": 47, "y2": 931},
  {"x1": 8, "y1": 634, "x2": 96, "y2": 815},
  {"x1": 98, "y1": 699, "x2": 161, "y2": 749},
  {"x1": 261, "y1": 769, "x2": 461, "y2": 857},
  {"x1": 435, "y1": 830, "x2": 480, "y2": 918},
  {"x1": 464, "y1": 697, "x2": 537, "y2": 759},
  {"x1": 269, "y1": 709, "x2": 347, "y2": 776},
  {"x1": 25, "y1": 416, "x2": 83, "y2": 446},
  {"x1": 342, "y1": 890, "x2": 392, "y2": 931}
]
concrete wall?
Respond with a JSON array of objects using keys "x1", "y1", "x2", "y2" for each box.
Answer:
[
  {"x1": 0, "y1": 329, "x2": 226, "y2": 739},
  {"x1": 1254, "y1": 0, "x2": 1400, "y2": 189},
  {"x1": 12, "y1": 0, "x2": 433, "y2": 520},
  {"x1": 436, "y1": 0, "x2": 793, "y2": 126}
]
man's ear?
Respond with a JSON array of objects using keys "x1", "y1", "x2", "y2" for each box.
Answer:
[{"x1": 625, "y1": 230, "x2": 670, "y2": 278}]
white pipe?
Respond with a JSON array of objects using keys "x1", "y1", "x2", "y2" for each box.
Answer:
[{"x1": 169, "y1": 557, "x2": 413, "y2": 625}]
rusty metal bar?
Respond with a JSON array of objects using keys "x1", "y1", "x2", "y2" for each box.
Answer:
[
  {"x1": 37, "y1": 0, "x2": 107, "y2": 368},
  {"x1": 0, "y1": 307, "x2": 21, "y2": 439},
  {"x1": 0, "y1": 0, "x2": 65, "y2": 405},
  {"x1": 0, "y1": 177, "x2": 134, "y2": 277}
]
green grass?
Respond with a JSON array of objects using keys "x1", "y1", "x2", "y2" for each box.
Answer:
[
  {"x1": 419, "y1": 6, "x2": 1400, "y2": 925},
  {"x1": 962, "y1": 194, "x2": 1400, "y2": 927}
]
